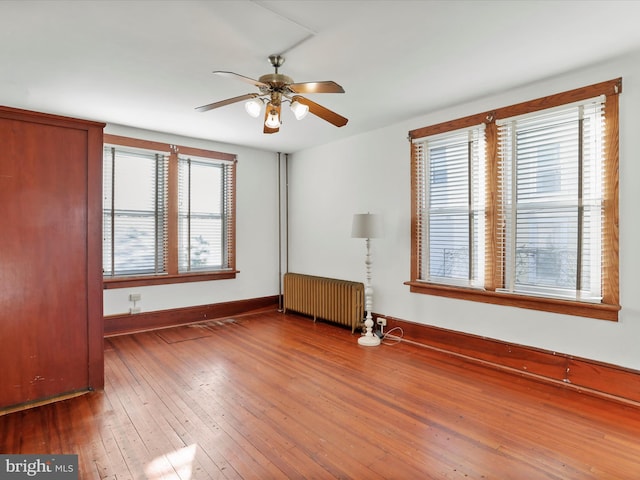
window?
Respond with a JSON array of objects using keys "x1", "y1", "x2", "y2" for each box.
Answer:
[
  {"x1": 103, "y1": 135, "x2": 237, "y2": 288},
  {"x1": 419, "y1": 127, "x2": 485, "y2": 288},
  {"x1": 497, "y1": 101, "x2": 603, "y2": 301},
  {"x1": 177, "y1": 155, "x2": 234, "y2": 273},
  {"x1": 103, "y1": 147, "x2": 168, "y2": 277},
  {"x1": 407, "y1": 79, "x2": 621, "y2": 321}
]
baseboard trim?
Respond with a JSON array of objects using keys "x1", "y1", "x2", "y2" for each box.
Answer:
[
  {"x1": 104, "y1": 295, "x2": 279, "y2": 336},
  {"x1": 1, "y1": 390, "x2": 90, "y2": 417},
  {"x1": 379, "y1": 314, "x2": 640, "y2": 407}
]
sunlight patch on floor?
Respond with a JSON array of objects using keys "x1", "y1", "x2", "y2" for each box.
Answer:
[{"x1": 145, "y1": 444, "x2": 197, "y2": 479}]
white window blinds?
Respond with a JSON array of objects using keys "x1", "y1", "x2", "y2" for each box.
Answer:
[
  {"x1": 103, "y1": 146, "x2": 169, "y2": 276},
  {"x1": 413, "y1": 125, "x2": 485, "y2": 287},
  {"x1": 496, "y1": 97, "x2": 605, "y2": 301},
  {"x1": 177, "y1": 155, "x2": 235, "y2": 272}
]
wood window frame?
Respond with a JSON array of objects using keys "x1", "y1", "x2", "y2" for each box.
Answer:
[
  {"x1": 103, "y1": 134, "x2": 237, "y2": 289},
  {"x1": 406, "y1": 78, "x2": 621, "y2": 321}
]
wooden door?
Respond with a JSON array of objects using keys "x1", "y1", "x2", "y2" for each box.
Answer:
[{"x1": 0, "y1": 108, "x2": 104, "y2": 409}]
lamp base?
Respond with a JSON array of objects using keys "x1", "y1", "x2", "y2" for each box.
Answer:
[{"x1": 358, "y1": 334, "x2": 381, "y2": 347}]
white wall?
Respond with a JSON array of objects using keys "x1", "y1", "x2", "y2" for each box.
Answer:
[
  {"x1": 103, "y1": 125, "x2": 281, "y2": 316},
  {"x1": 287, "y1": 50, "x2": 640, "y2": 370}
]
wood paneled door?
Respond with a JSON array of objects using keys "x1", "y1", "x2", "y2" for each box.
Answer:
[{"x1": 0, "y1": 107, "x2": 104, "y2": 410}]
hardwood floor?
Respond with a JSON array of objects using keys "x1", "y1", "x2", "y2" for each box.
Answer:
[{"x1": 2, "y1": 311, "x2": 640, "y2": 479}]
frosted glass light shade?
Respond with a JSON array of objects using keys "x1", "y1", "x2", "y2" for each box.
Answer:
[
  {"x1": 265, "y1": 110, "x2": 281, "y2": 128},
  {"x1": 351, "y1": 213, "x2": 383, "y2": 239},
  {"x1": 244, "y1": 99, "x2": 263, "y2": 118},
  {"x1": 290, "y1": 100, "x2": 309, "y2": 120}
]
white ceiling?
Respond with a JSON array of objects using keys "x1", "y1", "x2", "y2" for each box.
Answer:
[{"x1": 3, "y1": 0, "x2": 640, "y2": 153}]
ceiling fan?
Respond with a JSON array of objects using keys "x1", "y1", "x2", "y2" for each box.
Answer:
[{"x1": 196, "y1": 54, "x2": 348, "y2": 134}]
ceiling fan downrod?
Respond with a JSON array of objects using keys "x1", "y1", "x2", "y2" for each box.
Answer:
[{"x1": 268, "y1": 54, "x2": 285, "y2": 73}]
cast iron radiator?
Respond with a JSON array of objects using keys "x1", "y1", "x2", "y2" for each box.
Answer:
[{"x1": 283, "y1": 273, "x2": 364, "y2": 333}]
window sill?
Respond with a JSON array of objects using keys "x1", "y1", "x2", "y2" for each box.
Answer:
[
  {"x1": 104, "y1": 271, "x2": 239, "y2": 289},
  {"x1": 404, "y1": 281, "x2": 620, "y2": 321}
]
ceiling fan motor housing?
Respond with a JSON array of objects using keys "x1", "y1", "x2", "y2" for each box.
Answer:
[{"x1": 258, "y1": 73, "x2": 294, "y2": 90}]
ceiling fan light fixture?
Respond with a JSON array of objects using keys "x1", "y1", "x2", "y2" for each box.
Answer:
[
  {"x1": 265, "y1": 109, "x2": 281, "y2": 128},
  {"x1": 198, "y1": 55, "x2": 348, "y2": 132},
  {"x1": 244, "y1": 98, "x2": 263, "y2": 118},
  {"x1": 290, "y1": 100, "x2": 309, "y2": 120}
]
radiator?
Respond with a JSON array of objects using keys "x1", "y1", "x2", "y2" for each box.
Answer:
[{"x1": 283, "y1": 273, "x2": 365, "y2": 333}]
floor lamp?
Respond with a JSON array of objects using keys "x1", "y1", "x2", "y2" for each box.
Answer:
[{"x1": 351, "y1": 213, "x2": 383, "y2": 346}]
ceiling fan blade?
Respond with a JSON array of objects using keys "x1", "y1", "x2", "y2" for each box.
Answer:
[
  {"x1": 263, "y1": 103, "x2": 281, "y2": 134},
  {"x1": 213, "y1": 71, "x2": 269, "y2": 88},
  {"x1": 288, "y1": 81, "x2": 345, "y2": 94},
  {"x1": 292, "y1": 95, "x2": 348, "y2": 127},
  {"x1": 195, "y1": 93, "x2": 258, "y2": 112}
]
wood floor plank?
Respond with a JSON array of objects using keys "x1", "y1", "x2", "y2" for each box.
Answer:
[{"x1": 2, "y1": 311, "x2": 640, "y2": 479}]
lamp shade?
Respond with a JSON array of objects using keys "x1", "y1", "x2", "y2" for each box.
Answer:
[{"x1": 351, "y1": 213, "x2": 383, "y2": 239}]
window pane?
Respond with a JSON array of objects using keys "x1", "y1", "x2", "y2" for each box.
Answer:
[
  {"x1": 429, "y1": 212, "x2": 469, "y2": 279},
  {"x1": 113, "y1": 215, "x2": 162, "y2": 275},
  {"x1": 178, "y1": 157, "x2": 230, "y2": 272},
  {"x1": 103, "y1": 147, "x2": 167, "y2": 276},
  {"x1": 181, "y1": 217, "x2": 223, "y2": 268},
  {"x1": 189, "y1": 162, "x2": 222, "y2": 213},
  {"x1": 515, "y1": 207, "x2": 578, "y2": 289},
  {"x1": 498, "y1": 100, "x2": 604, "y2": 300},
  {"x1": 417, "y1": 127, "x2": 484, "y2": 287}
]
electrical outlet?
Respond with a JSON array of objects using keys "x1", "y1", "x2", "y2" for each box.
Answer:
[
  {"x1": 376, "y1": 317, "x2": 387, "y2": 326},
  {"x1": 129, "y1": 307, "x2": 141, "y2": 314}
]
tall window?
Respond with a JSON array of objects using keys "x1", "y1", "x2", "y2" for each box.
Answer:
[
  {"x1": 497, "y1": 100, "x2": 604, "y2": 302},
  {"x1": 416, "y1": 126, "x2": 485, "y2": 288},
  {"x1": 103, "y1": 135, "x2": 237, "y2": 288},
  {"x1": 408, "y1": 79, "x2": 621, "y2": 321},
  {"x1": 178, "y1": 155, "x2": 234, "y2": 272},
  {"x1": 103, "y1": 146, "x2": 168, "y2": 277}
]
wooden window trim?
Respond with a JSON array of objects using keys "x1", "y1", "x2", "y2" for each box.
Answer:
[
  {"x1": 408, "y1": 79, "x2": 621, "y2": 321},
  {"x1": 103, "y1": 134, "x2": 237, "y2": 288},
  {"x1": 104, "y1": 271, "x2": 239, "y2": 289},
  {"x1": 404, "y1": 281, "x2": 620, "y2": 321}
]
